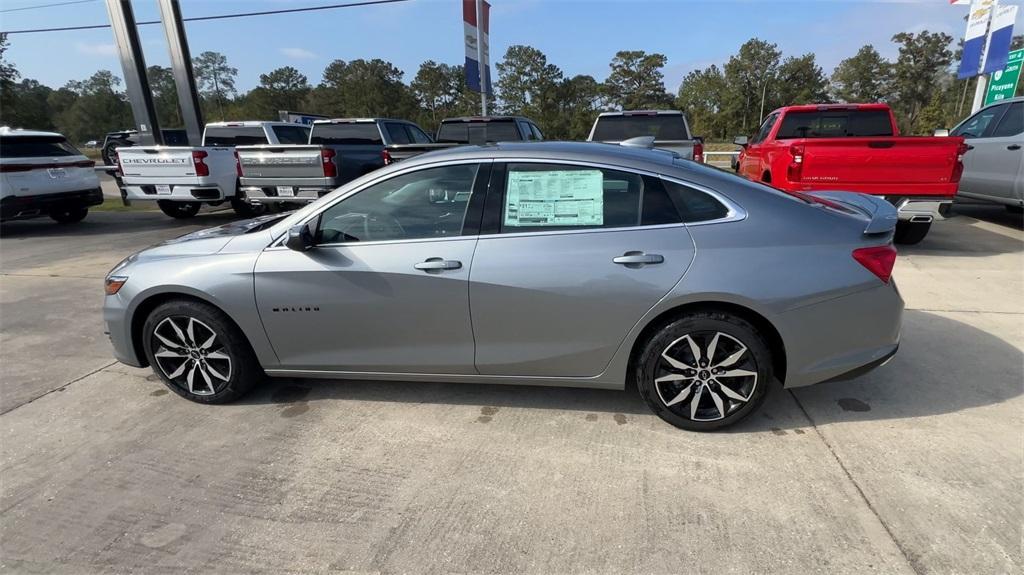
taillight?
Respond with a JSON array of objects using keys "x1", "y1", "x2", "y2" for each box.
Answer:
[
  {"x1": 114, "y1": 152, "x2": 124, "y2": 177},
  {"x1": 382, "y1": 149, "x2": 393, "y2": 165},
  {"x1": 0, "y1": 164, "x2": 33, "y2": 173},
  {"x1": 692, "y1": 140, "x2": 704, "y2": 163},
  {"x1": 192, "y1": 150, "x2": 209, "y2": 177},
  {"x1": 321, "y1": 149, "x2": 337, "y2": 177},
  {"x1": 852, "y1": 245, "x2": 897, "y2": 284},
  {"x1": 951, "y1": 142, "x2": 969, "y2": 184},
  {"x1": 233, "y1": 150, "x2": 242, "y2": 177},
  {"x1": 787, "y1": 144, "x2": 804, "y2": 181}
]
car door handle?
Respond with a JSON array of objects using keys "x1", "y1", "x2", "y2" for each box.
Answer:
[
  {"x1": 1008, "y1": 144, "x2": 1021, "y2": 151},
  {"x1": 414, "y1": 258, "x2": 462, "y2": 271},
  {"x1": 613, "y1": 252, "x2": 664, "y2": 265}
]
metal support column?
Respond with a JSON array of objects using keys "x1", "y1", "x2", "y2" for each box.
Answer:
[
  {"x1": 157, "y1": 0, "x2": 203, "y2": 145},
  {"x1": 105, "y1": 0, "x2": 162, "y2": 145}
]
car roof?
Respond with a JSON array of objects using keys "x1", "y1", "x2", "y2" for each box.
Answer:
[
  {"x1": 205, "y1": 121, "x2": 296, "y2": 127},
  {"x1": 981, "y1": 96, "x2": 1023, "y2": 108},
  {"x1": 0, "y1": 127, "x2": 66, "y2": 138},
  {"x1": 597, "y1": 110, "x2": 682, "y2": 117},
  {"x1": 441, "y1": 116, "x2": 534, "y2": 123},
  {"x1": 770, "y1": 103, "x2": 892, "y2": 114},
  {"x1": 397, "y1": 141, "x2": 686, "y2": 171},
  {"x1": 312, "y1": 118, "x2": 405, "y2": 124}
]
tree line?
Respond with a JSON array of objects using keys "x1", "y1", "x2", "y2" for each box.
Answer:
[{"x1": 1, "y1": 31, "x2": 1021, "y2": 145}]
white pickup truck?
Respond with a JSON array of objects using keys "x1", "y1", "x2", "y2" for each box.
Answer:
[{"x1": 116, "y1": 121, "x2": 310, "y2": 218}]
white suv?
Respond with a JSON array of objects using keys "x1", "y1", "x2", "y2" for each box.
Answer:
[{"x1": 1, "y1": 128, "x2": 103, "y2": 223}]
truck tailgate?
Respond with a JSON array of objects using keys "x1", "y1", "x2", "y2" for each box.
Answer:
[
  {"x1": 236, "y1": 145, "x2": 325, "y2": 179},
  {"x1": 118, "y1": 147, "x2": 199, "y2": 179},
  {"x1": 797, "y1": 137, "x2": 963, "y2": 187}
]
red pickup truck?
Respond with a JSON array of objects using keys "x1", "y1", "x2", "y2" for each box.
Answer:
[{"x1": 734, "y1": 103, "x2": 967, "y2": 244}]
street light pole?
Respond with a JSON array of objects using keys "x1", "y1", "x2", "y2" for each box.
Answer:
[
  {"x1": 476, "y1": 0, "x2": 487, "y2": 116},
  {"x1": 759, "y1": 77, "x2": 770, "y2": 125}
]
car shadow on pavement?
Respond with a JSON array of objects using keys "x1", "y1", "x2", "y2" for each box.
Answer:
[
  {"x1": 898, "y1": 209, "x2": 1023, "y2": 259},
  {"x1": 242, "y1": 309, "x2": 1021, "y2": 432},
  {"x1": 0, "y1": 209, "x2": 240, "y2": 239}
]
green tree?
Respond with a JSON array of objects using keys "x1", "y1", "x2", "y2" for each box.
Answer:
[
  {"x1": 4, "y1": 79, "x2": 55, "y2": 131},
  {"x1": 410, "y1": 60, "x2": 479, "y2": 132},
  {"x1": 236, "y1": 66, "x2": 311, "y2": 119},
  {"x1": 495, "y1": 45, "x2": 562, "y2": 118},
  {"x1": 551, "y1": 74, "x2": 602, "y2": 139},
  {"x1": 773, "y1": 54, "x2": 830, "y2": 107},
  {"x1": 831, "y1": 45, "x2": 894, "y2": 103},
  {"x1": 192, "y1": 51, "x2": 237, "y2": 120},
  {"x1": 676, "y1": 65, "x2": 728, "y2": 139},
  {"x1": 890, "y1": 31, "x2": 953, "y2": 133},
  {"x1": 147, "y1": 65, "x2": 181, "y2": 128},
  {"x1": 604, "y1": 50, "x2": 673, "y2": 110},
  {"x1": 723, "y1": 38, "x2": 782, "y2": 134},
  {"x1": 50, "y1": 71, "x2": 131, "y2": 143},
  {"x1": 0, "y1": 33, "x2": 21, "y2": 126},
  {"x1": 310, "y1": 58, "x2": 418, "y2": 119}
]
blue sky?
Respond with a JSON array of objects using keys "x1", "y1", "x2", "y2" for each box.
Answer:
[{"x1": 2, "y1": 0, "x2": 1022, "y2": 92}]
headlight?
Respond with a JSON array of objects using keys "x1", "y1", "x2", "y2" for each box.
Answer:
[{"x1": 104, "y1": 276, "x2": 128, "y2": 295}]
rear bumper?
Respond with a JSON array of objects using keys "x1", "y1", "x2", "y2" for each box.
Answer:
[
  {"x1": 1, "y1": 188, "x2": 104, "y2": 221},
  {"x1": 780, "y1": 281, "x2": 904, "y2": 389},
  {"x1": 122, "y1": 184, "x2": 227, "y2": 202},
  {"x1": 239, "y1": 185, "x2": 333, "y2": 204},
  {"x1": 891, "y1": 197, "x2": 954, "y2": 223}
]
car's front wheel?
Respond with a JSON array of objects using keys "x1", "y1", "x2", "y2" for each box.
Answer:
[
  {"x1": 157, "y1": 200, "x2": 201, "y2": 219},
  {"x1": 635, "y1": 311, "x2": 773, "y2": 431},
  {"x1": 142, "y1": 299, "x2": 263, "y2": 403}
]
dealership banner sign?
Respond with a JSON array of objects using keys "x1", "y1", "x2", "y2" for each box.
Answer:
[
  {"x1": 463, "y1": 0, "x2": 493, "y2": 94},
  {"x1": 958, "y1": 0, "x2": 998, "y2": 79},
  {"x1": 982, "y1": 3, "x2": 1019, "y2": 74}
]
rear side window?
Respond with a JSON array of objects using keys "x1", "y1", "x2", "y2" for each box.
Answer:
[
  {"x1": 990, "y1": 102, "x2": 1023, "y2": 137},
  {"x1": 775, "y1": 110, "x2": 894, "y2": 139},
  {"x1": 204, "y1": 127, "x2": 269, "y2": 147},
  {"x1": 437, "y1": 120, "x2": 521, "y2": 144},
  {"x1": 385, "y1": 123, "x2": 411, "y2": 144},
  {"x1": 407, "y1": 125, "x2": 432, "y2": 143},
  {"x1": 271, "y1": 125, "x2": 310, "y2": 145},
  {"x1": 310, "y1": 123, "x2": 383, "y2": 145},
  {"x1": 591, "y1": 114, "x2": 689, "y2": 141},
  {"x1": 0, "y1": 136, "x2": 79, "y2": 157}
]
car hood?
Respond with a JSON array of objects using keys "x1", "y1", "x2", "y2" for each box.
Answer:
[{"x1": 142, "y1": 213, "x2": 289, "y2": 258}]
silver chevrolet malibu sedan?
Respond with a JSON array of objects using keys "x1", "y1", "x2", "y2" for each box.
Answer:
[{"x1": 104, "y1": 142, "x2": 903, "y2": 430}]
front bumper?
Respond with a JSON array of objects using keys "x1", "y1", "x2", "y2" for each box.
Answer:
[
  {"x1": 122, "y1": 184, "x2": 226, "y2": 202},
  {"x1": 1, "y1": 187, "x2": 104, "y2": 221},
  {"x1": 891, "y1": 197, "x2": 953, "y2": 223}
]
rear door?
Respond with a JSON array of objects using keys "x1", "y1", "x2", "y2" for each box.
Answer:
[
  {"x1": 254, "y1": 161, "x2": 487, "y2": 373},
  {"x1": 468, "y1": 161, "x2": 697, "y2": 377},
  {"x1": 955, "y1": 101, "x2": 1023, "y2": 202}
]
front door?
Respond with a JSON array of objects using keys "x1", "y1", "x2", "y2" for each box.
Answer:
[{"x1": 255, "y1": 162, "x2": 486, "y2": 373}]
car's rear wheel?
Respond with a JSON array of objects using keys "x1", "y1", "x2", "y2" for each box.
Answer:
[
  {"x1": 231, "y1": 196, "x2": 267, "y2": 218},
  {"x1": 157, "y1": 200, "x2": 201, "y2": 219},
  {"x1": 142, "y1": 299, "x2": 263, "y2": 404},
  {"x1": 49, "y1": 206, "x2": 88, "y2": 224},
  {"x1": 893, "y1": 220, "x2": 931, "y2": 245},
  {"x1": 635, "y1": 311, "x2": 773, "y2": 431}
]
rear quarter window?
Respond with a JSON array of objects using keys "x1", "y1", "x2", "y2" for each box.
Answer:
[
  {"x1": 591, "y1": 115, "x2": 690, "y2": 141},
  {"x1": 0, "y1": 136, "x2": 80, "y2": 157},
  {"x1": 271, "y1": 125, "x2": 311, "y2": 145},
  {"x1": 310, "y1": 123, "x2": 383, "y2": 145}
]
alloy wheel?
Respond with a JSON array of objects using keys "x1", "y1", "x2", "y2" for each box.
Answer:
[
  {"x1": 654, "y1": 331, "x2": 758, "y2": 422},
  {"x1": 151, "y1": 316, "x2": 232, "y2": 396}
]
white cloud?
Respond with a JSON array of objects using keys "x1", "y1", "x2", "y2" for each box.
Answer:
[
  {"x1": 75, "y1": 42, "x2": 117, "y2": 57},
  {"x1": 281, "y1": 47, "x2": 316, "y2": 60}
]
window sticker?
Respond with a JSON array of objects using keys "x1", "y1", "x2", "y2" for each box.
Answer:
[{"x1": 504, "y1": 169, "x2": 604, "y2": 227}]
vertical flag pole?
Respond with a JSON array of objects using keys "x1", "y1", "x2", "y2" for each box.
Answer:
[{"x1": 476, "y1": 0, "x2": 487, "y2": 116}]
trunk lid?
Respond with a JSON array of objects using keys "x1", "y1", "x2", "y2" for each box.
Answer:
[
  {"x1": 236, "y1": 145, "x2": 326, "y2": 179},
  {"x1": 118, "y1": 147, "x2": 198, "y2": 179},
  {"x1": 806, "y1": 190, "x2": 898, "y2": 235}
]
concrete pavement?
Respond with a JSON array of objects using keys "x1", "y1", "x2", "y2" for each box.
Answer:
[{"x1": 0, "y1": 204, "x2": 1020, "y2": 574}]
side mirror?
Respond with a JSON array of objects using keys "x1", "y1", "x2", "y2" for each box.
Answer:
[
  {"x1": 284, "y1": 223, "x2": 315, "y2": 252},
  {"x1": 933, "y1": 128, "x2": 950, "y2": 137},
  {"x1": 733, "y1": 135, "x2": 749, "y2": 147}
]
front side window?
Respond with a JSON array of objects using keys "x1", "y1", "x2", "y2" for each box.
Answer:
[
  {"x1": 317, "y1": 164, "x2": 479, "y2": 244},
  {"x1": 952, "y1": 104, "x2": 1007, "y2": 139},
  {"x1": 751, "y1": 113, "x2": 778, "y2": 143},
  {"x1": 990, "y1": 102, "x2": 1023, "y2": 138}
]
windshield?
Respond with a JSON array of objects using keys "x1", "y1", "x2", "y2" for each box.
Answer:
[
  {"x1": 775, "y1": 110, "x2": 894, "y2": 139},
  {"x1": 592, "y1": 114, "x2": 690, "y2": 141}
]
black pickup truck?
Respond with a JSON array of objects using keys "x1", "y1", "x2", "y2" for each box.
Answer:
[{"x1": 386, "y1": 115, "x2": 544, "y2": 162}]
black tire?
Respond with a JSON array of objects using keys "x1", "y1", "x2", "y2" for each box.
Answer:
[
  {"x1": 102, "y1": 142, "x2": 124, "y2": 166},
  {"x1": 158, "y1": 200, "x2": 201, "y2": 219},
  {"x1": 893, "y1": 220, "x2": 931, "y2": 245},
  {"x1": 49, "y1": 206, "x2": 88, "y2": 224},
  {"x1": 761, "y1": 172, "x2": 771, "y2": 183},
  {"x1": 231, "y1": 196, "x2": 267, "y2": 218},
  {"x1": 634, "y1": 311, "x2": 773, "y2": 431},
  {"x1": 142, "y1": 299, "x2": 264, "y2": 404}
]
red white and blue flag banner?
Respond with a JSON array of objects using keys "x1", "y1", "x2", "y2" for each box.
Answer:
[
  {"x1": 463, "y1": 0, "x2": 492, "y2": 94},
  {"x1": 958, "y1": 0, "x2": 997, "y2": 78},
  {"x1": 982, "y1": 3, "x2": 1019, "y2": 74}
]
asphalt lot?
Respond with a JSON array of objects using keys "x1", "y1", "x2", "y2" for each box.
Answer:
[{"x1": 1, "y1": 200, "x2": 1021, "y2": 574}]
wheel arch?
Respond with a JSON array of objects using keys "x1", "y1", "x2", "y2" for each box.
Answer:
[
  {"x1": 129, "y1": 290, "x2": 248, "y2": 368},
  {"x1": 627, "y1": 300, "x2": 787, "y2": 385}
]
